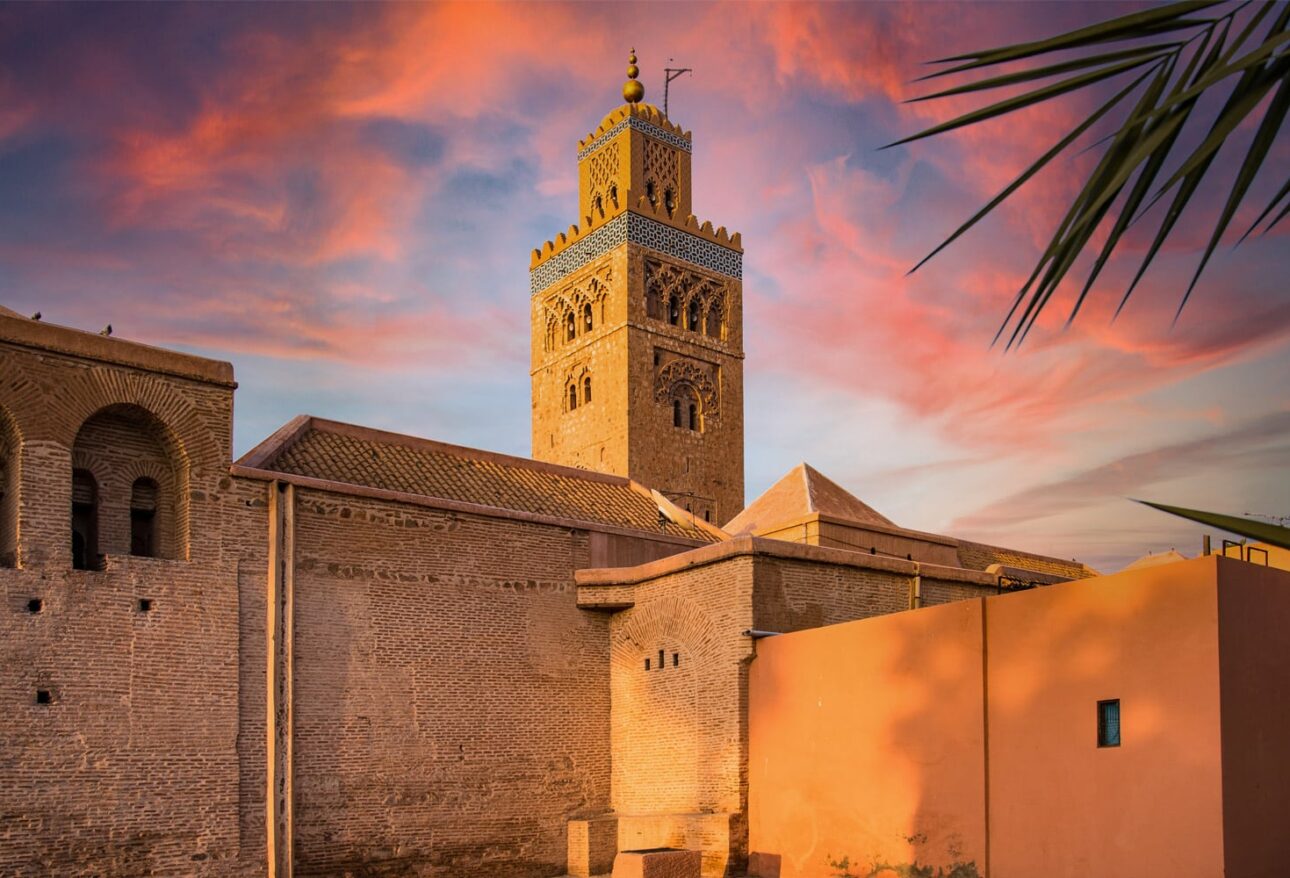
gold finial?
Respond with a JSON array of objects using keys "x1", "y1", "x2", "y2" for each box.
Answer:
[{"x1": 623, "y1": 48, "x2": 644, "y2": 104}]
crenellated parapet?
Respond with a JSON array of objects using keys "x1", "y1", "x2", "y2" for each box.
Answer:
[{"x1": 578, "y1": 103, "x2": 692, "y2": 160}]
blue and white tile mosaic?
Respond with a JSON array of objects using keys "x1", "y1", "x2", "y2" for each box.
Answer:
[
  {"x1": 577, "y1": 116, "x2": 693, "y2": 161},
  {"x1": 531, "y1": 213, "x2": 741, "y2": 295}
]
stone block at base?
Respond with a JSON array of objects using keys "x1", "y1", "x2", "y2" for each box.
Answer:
[
  {"x1": 611, "y1": 847, "x2": 702, "y2": 878},
  {"x1": 569, "y1": 815, "x2": 620, "y2": 878}
]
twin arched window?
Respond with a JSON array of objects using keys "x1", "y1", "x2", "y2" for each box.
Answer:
[
  {"x1": 70, "y1": 404, "x2": 184, "y2": 568},
  {"x1": 568, "y1": 373, "x2": 593, "y2": 412},
  {"x1": 566, "y1": 313, "x2": 576, "y2": 342},
  {"x1": 671, "y1": 388, "x2": 701, "y2": 432},
  {"x1": 72, "y1": 473, "x2": 162, "y2": 569},
  {"x1": 583, "y1": 303, "x2": 593, "y2": 332}
]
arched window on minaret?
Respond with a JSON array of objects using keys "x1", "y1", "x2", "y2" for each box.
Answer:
[
  {"x1": 668, "y1": 295, "x2": 680, "y2": 326},
  {"x1": 566, "y1": 312, "x2": 576, "y2": 342},
  {"x1": 687, "y1": 298, "x2": 701, "y2": 332},
  {"x1": 688, "y1": 403, "x2": 699, "y2": 431},
  {"x1": 568, "y1": 382, "x2": 578, "y2": 411},
  {"x1": 705, "y1": 298, "x2": 724, "y2": 339},
  {"x1": 672, "y1": 399, "x2": 682, "y2": 428},
  {"x1": 610, "y1": 184, "x2": 619, "y2": 208},
  {"x1": 594, "y1": 195, "x2": 604, "y2": 218},
  {"x1": 646, "y1": 180, "x2": 658, "y2": 209},
  {"x1": 583, "y1": 303, "x2": 593, "y2": 332},
  {"x1": 665, "y1": 188, "x2": 676, "y2": 217},
  {"x1": 584, "y1": 376, "x2": 592, "y2": 404}
]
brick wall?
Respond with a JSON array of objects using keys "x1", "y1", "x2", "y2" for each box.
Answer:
[
  {"x1": 584, "y1": 538, "x2": 1002, "y2": 876},
  {"x1": 0, "y1": 319, "x2": 255, "y2": 875},
  {"x1": 286, "y1": 486, "x2": 616, "y2": 877}
]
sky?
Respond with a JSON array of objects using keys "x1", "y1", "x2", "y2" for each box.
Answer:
[{"x1": 1, "y1": 1, "x2": 1286, "y2": 572}]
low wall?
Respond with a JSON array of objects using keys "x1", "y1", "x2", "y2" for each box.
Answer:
[
  {"x1": 747, "y1": 557, "x2": 1279, "y2": 878},
  {"x1": 748, "y1": 600, "x2": 986, "y2": 877}
]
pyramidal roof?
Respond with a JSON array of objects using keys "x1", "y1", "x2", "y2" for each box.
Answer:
[
  {"x1": 1122, "y1": 549, "x2": 1189, "y2": 572},
  {"x1": 724, "y1": 463, "x2": 895, "y2": 534}
]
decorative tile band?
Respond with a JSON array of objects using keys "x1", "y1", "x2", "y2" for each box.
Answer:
[
  {"x1": 531, "y1": 213, "x2": 742, "y2": 295},
  {"x1": 577, "y1": 116, "x2": 693, "y2": 161}
]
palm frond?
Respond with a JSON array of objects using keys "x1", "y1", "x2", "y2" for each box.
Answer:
[{"x1": 891, "y1": 0, "x2": 1290, "y2": 345}]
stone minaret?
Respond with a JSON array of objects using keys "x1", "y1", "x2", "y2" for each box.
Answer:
[{"x1": 530, "y1": 51, "x2": 745, "y2": 525}]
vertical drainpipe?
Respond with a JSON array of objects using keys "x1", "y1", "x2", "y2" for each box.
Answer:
[
  {"x1": 908, "y1": 562, "x2": 922, "y2": 610},
  {"x1": 267, "y1": 481, "x2": 295, "y2": 878}
]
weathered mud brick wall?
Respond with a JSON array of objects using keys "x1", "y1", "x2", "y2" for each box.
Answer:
[
  {"x1": 229, "y1": 475, "x2": 272, "y2": 873},
  {"x1": 0, "y1": 314, "x2": 258, "y2": 876},
  {"x1": 584, "y1": 538, "x2": 1003, "y2": 877},
  {"x1": 287, "y1": 486, "x2": 616, "y2": 878},
  {"x1": 605, "y1": 554, "x2": 756, "y2": 878}
]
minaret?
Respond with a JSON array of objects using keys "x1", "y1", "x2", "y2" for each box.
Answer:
[{"x1": 529, "y1": 51, "x2": 745, "y2": 525}]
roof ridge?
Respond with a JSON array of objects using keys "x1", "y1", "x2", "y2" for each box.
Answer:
[{"x1": 288, "y1": 415, "x2": 638, "y2": 488}]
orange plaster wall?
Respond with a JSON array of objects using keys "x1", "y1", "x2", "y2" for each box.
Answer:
[
  {"x1": 1217, "y1": 558, "x2": 1290, "y2": 878},
  {"x1": 748, "y1": 556, "x2": 1261, "y2": 878},
  {"x1": 986, "y1": 556, "x2": 1225, "y2": 878},
  {"x1": 747, "y1": 599, "x2": 987, "y2": 877}
]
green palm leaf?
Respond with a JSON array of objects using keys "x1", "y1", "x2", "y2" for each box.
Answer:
[{"x1": 891, "y1": 0, "x2": 1290, "y2": 344}]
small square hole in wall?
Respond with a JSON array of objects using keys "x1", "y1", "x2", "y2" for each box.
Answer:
[
  {"x1": 658, "y1": 649, "x2": 665, "y2": 669},
  {"x1": 644, "y1": 658, "x2": 651, "y2": 671},
  {"x1": 27, "y1": 598, "x2": 42, "y2": 614},
  {"x1": 1097, "y1": 699, "x2": 1121, "y2": 747},
  {"x1": 36, "y1": 689, "x2": 51, "y2": 705},
  {"x1": 138, "y1": 598, "x2": 153, "y2": 613},
  {"x1": 672, "y1": 652, "x2": 679, "y2": 668}
]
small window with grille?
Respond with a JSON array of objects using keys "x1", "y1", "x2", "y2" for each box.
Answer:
[{"x1": 1097, "y1": 699, "x2": 1121, "y2": 748}]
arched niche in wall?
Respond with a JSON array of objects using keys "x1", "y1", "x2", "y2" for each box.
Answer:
[{"x1": 71, "y1": 403, "x2": 190, "y2": 563}]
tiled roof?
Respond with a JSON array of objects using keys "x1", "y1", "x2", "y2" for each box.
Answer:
[
  {"x1": 241, "y1": 417, "x2": 715, "y2": 543},
  {"x1": 725, "y1": 462, "x2": 894, "y2": 534},
  {"x1": 955, "y1": 541, "x2": 1094, "y2": 580}
]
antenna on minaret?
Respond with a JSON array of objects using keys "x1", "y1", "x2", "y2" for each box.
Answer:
[{"x1": 663, "y1": 60, "x2": 692, "y2": 119}]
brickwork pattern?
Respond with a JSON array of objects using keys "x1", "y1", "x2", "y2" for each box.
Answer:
[
  {"x1": 72, "y1": 404, "x2": 185, "y2": 560},
  {"x1": 626, "y1": 248, "x2": 744, "y2": 525},
  {"x1": 956, "y1": 539, "x2": 1092, "y2": 579},
  {"x1": 0, "y1": 324, "x2": 258, "y2": 876},
  {"x1": 287, "y1": 487, "x2": 614, "y2": 877},
  {"x1": 594, "y1": 541, "x2": 1004, "y2": 877}
]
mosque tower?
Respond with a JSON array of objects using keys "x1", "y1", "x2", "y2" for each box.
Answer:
[{"x1": 529, "y1": 51, "x2": 745, "y2": 525}]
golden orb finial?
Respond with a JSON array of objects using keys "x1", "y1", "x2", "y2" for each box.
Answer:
[{"x1": 623, "y1": 48, "x2": 644, "y2": 104}]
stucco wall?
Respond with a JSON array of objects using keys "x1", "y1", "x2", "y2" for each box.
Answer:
[
  {"x1": 987, "y1": 556, "x2": 1225, "y2": 878},
  {"x1": 747, "y1": 556, "x2": 1262, "y2": 878},
  {"x1": 748, "y1": 599, "x2": 987, "y2": 878}
]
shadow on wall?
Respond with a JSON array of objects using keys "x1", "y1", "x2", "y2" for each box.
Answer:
[{"x1": 749, "y1": 557, "x2": 1243, "y2": 878}]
